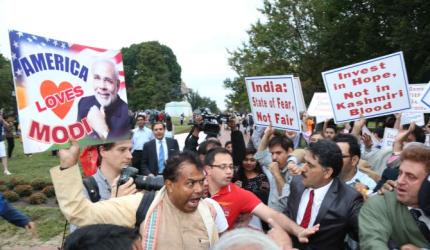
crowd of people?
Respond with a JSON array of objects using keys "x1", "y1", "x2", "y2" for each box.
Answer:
[{"x1": 1, "y1": 107, "x2": 430, "y2": 249}]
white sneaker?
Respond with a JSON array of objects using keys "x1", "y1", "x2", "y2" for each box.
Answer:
[{"x1": 4, "y1": 170, "x2": 12, "y2": 175}]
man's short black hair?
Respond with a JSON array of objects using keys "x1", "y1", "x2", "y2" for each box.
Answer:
[
  {"x1": 197, "y1": 140, "x2": 222, "y2": 155},
  {"x1": 402, "y1": 124, "x2": 426, "y2": 143},
  {"x1": 333, "y1": 133, "x2": 361, "y2": 158},
  {"x1": 163, "y1": 151, "x2": 203, "y2": 182},
  {"x1": 204, "y1": 147, "x2": 231, "y2": 166},
  {"x1": 268, "y1": 135, "x2": 294, "y2": 151},
  {"x1": 151, "y1": 122, "x2": 166, "y2": 130},
  {"x1": 308, "y1": 139, "x2": 343, "y2": 178},
  {"x1": 63, "y1": 224, "x2": 140, "y2": 250}
]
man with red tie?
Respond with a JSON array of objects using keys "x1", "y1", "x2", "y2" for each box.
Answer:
[{"x1": 284, "y1": 139, "x2": 363, "y2": 250}]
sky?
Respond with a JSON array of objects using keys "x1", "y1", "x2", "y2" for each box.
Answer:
[{"x1": 0, "y1": 0, "x2": 264, "y2": 111}]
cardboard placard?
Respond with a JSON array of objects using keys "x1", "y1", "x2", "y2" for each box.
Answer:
[
  {"x1": 9, "y1": 30, "x2": 129, "y2": 153},
  {"x1": 322, "y1": 52, "x2": 411, "y2": 123},
  {"x1": 245, "y1": 75, "x2": 301, "y2": 131}
]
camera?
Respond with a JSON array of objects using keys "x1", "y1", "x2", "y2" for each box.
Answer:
[
  {"x1": 118, "y1": 166, "x2": 164, "y2": 191},
  {"x1": 195, "y1": 108, "x2": 221, "y2": 138}
]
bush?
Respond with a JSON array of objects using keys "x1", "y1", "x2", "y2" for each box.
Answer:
[
  {"x1": 3, "y1": 190, "x2": 20, "y2": 202},
  {"x1": 7, "y1": 177, "x2": 26, "y2": 189},
  {"x1": 0, "y1": 179, "x2": 5, "y2": 185},
  {"x1": 42, "y1": 185, "x2": 55, "y2": 198},
  {"x1": 14, "y1": 184, "x2": 33, "y2": 197},
  {"x1": 30, "y1": 178, "x2": 47, "y2": 190},
  {"x1": 0, "y1": 185, "x2": 7, "y2": 192},
  {"x1": 29, "y1": 192, "x2": 47, "y2": 204}
]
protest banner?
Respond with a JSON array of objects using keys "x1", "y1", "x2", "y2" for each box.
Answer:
[
  {"x1": 400, "y1": 112, "x2": 425, "y2": 126},
  {"x1": 8, "y1": 30, "x2": 129, "y2": 154},
  {"x1": 307, "y1": 92, "x2": 334, "y2": 124},
  {"x1": 245, "y1": 75, "x2": 301, "y2": 131},
  {"x1": 294, "y1": 77, "x2": 306, "y2": 112},
  {"x1": 322, "y1": 52, "x2": 411, "y2": 123},
  {"x1": 409, "y1": 84, "x2": 430, "y2": 112},
  {"x1": 419, "y1": 81, "x2": 430, "y2": 110},
  {"x1": 381, "y1": 128, "x2": 398, "y2": 149}
]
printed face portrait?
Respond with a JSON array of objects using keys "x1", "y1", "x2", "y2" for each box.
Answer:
[{"x1": 92, "y1": 60, "x2": 119, "y2": 107}]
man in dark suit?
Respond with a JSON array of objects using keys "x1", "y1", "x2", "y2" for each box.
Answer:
[
  {"x1": 285, "y1": 139, "x2": 363, "y2": 250},
  {"x1": 140, "y1": 122, "x2": 179, "y2": 176},
  {"x1": 77, "y1": 60, "x2": 129, "y2": 140}
]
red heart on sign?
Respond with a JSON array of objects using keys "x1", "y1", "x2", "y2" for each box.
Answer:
[{"x1": 40, "y1": 80, "x2": 74, "y2": 119}]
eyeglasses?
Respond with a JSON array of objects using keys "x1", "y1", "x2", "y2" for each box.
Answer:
[
  {"x1": 210, "y1": 164, "x2": 234, "y2": 171},
  {"x1": 342, "y1": 155, "x2": 351, "y2": 158}
]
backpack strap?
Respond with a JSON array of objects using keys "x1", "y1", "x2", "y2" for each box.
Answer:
[
  {"x1": 135, "y1": 191, "x2": 156, "y2": 228},
  {"x1": 82, "y1": 176, "x2": 100, "y2": 203}
]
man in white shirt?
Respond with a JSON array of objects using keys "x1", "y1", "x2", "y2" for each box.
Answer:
[
  {"x1": 284, "y1": 139, "x2": 363, "y2": 250},
  {"x1": 131, "y1": 114, "x2": 154, "y2": 170}
]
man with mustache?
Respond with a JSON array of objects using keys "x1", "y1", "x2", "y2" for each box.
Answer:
[
  {"x1": 359, "y1": 143, "x2": 430, "y2": 249},
  {"x1": 51, "y1": 142, "x2": 218, "y2": 249},
  {"x1": 77, "y1": 59, "x2": 129, "y2": 140},
  {"x1": 284, "y1": 139, "x2": 363, "y2": 249}
]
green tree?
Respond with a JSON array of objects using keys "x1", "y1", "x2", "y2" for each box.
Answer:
[
  {"x1": 0, "y1": 54, "x2": 15, "y2": 113},
  {"x1": 225, "y1": 0, "x2": 430, "y2": 106},
  {"x1": 122, "y1": 41, "x2": 183, "y2": 110},
  {"x1": 185, "y1": 89, "x2": 219, "y2": 113}
]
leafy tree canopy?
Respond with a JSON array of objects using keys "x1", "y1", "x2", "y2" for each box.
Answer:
[{"x1": 225, "y1": 0, "x2": 430, "y2": 110}]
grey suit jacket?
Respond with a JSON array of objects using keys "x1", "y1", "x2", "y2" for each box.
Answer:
[{"x1": 285, "y1": 176, "x2": 363, "y2": 250}]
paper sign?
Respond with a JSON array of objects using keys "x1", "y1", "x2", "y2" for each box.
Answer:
[
  {"x1": 400, "y1": 112, "x2": 425, "y2": 126},
  {"x1": 409, "y1": 84, "x2": 430, "y2": 112},
  {"x1": 419, "y1": 82, "x2": 430, "y2": 110},
  {"x1": 322, "y1": 52, "x2": 411, "y2": 123},
  {"x1": 381, "y1": 128, "x2": 398, "y2": 149},
  {"x1": 245, "y1": 75, "x2": 301, "y2": 131},
  {"x1": 294, "y1": 77, "x2": 306, "y2": 112},
  {"x1": 307, "y1": 92, "x2": 334, "y2": 123},
  {"x1": 9, "y1": 30, "x2": 129, "y2": 153}
]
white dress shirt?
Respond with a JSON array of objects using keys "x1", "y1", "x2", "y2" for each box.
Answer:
[{"x1": 296, "y1": 180, "x2": 333, "y2": 228}]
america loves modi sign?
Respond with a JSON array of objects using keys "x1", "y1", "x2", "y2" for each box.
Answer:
[{"x1": 9, "y1": 30, "x2": 129, "y2": 153}]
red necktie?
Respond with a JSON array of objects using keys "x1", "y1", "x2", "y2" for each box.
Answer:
[{"x1": 300, "y1": 190, "x2": 314, "y2": 228}]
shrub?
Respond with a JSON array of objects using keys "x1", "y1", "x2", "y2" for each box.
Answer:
[
  {"x1": 0, "y1": 179, "x2": 5, "y2": 185},
  {"x1": 29, "y1": 192, "x2": 47, "y2": 204},
  {"x1": 30, "y1": 178, "x2": 47, "y2": 190},
  {"x1": 15, "y1": 184, "x2": 33, "y2": 197},
  {"x1": 42, "y1": 185, "x2": 55, "y2": 198},
  {"x1": 3, "y1": 190, "x2": 20, "y2": 202},
  {"x1": 7, "y1": 177, "x2": 26, "y2": 189},
  {"x1": 0, "y1": 185, "x2": 7, "y2": 192}
]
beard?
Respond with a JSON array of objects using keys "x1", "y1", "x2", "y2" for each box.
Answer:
[{"x1": 95, "y1": 92, "x2": 117, "y2": 107}]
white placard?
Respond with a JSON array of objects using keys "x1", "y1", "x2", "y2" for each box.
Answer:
[
  {"x1": 409, "y1": 84, "x2": 430, "y2": 112},
  {"x1": 307, "y1": 92, "x2": 334, "y2": 123},
  {"x1": 381, "y1": 128, "x2": 399, "y2": 148},
  {"x1": 245, "y1": 75, "x2": 301, "y2": 131},
  {"x1": 294, "y1": 77, "x2": 306, "y2": 112},
  {"x1": 322, "y1": 52, "x2": 411, "y2": 123},
  {"x1": 400, "y1": 112, "x2": 425, "y2": 126}
]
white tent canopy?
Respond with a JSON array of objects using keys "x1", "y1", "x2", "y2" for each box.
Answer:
[{"x1": 165, "y1": 101, "x2": 193, "y2": 117}]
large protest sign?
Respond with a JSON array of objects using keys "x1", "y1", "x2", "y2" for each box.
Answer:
[
  {"x1": 409, "y1": 84, "x2": 430, "y2": 112},
  {"x1": 9, "y1": 30, "x2": 129, "y2": 153},
  {"x1": 400, "y1": 112, "x2": 425, "y2": 126},
  {"x1": 245, "y1": 75, "x2": 301, "y2": 131},
  {"x1": 419, "y1": 82, "x2": 430, "y2": 110},
  {"x1": 322, "y1": 52, "x2": 411, "y2": 123},
  {"x1": 307, "y1": 92, "x2": 334, "y2": 124}
]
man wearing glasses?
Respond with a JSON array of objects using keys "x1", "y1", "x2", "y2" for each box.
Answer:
[{"x1": 204, "y1": 147, "x2": 318, "y2": 243}]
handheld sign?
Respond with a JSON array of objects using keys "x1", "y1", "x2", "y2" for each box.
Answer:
[
  {"x1": 245, "y1": 75, "x2": 301, "y2": 131},
  {"x1": 419, "y1": 82, "x2": 430, "y2": 110},
  {"x1": 294, "y1": 77, "x2": 306, "y2": 112},
  {"x1": 381, "y1": 128, "x2": 398, "y2": 149},
  {"x1": 9, "y1": 30, "x2": 129, "y2": 154},
  {"x1": 322, "y1": 52, "x2": 411, "y2": 123},
  {"x1": 307, "y1": 92, "x2": 334, "y2": 124},
  {"x1": 409, "y1": 84, "x2": 430, "y2": 113}
]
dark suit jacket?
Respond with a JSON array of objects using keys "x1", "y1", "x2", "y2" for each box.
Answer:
[
  {"x1": 140, "y1": 138, "x2": 179, "y2": 175},
  {"x1": 285, "y1": 176, "x2": 363, "y2": 250},
  {"x1": 77, "y1": 95, "x2": 129, "y2": 139}
]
